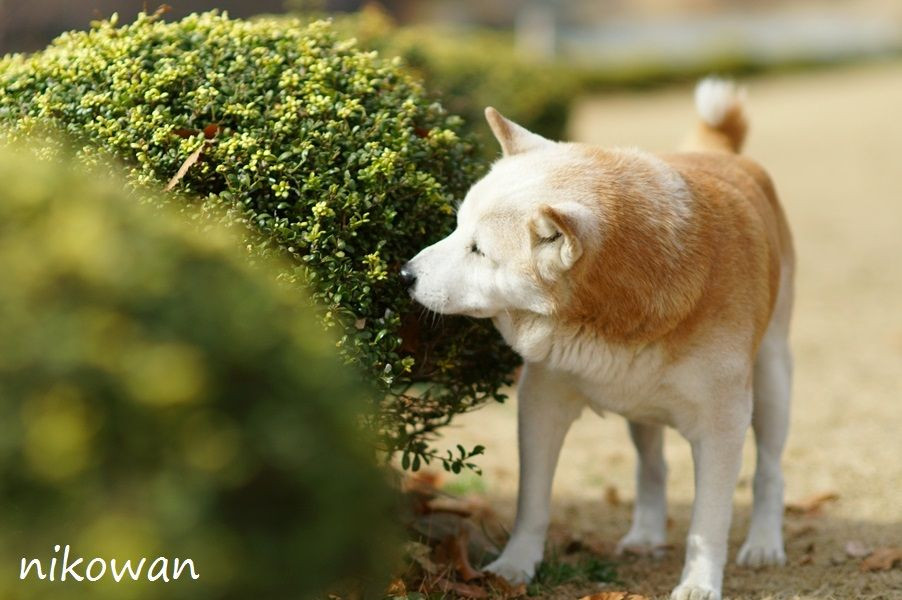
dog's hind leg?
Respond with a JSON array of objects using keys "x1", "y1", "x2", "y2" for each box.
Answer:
[
  {"x1": 737, "y1": 325, "x2": 792, "y2": 567},
  {"x1": 617, "y1": 421, "x2": 668, "y2": 556},
  {"x1": 737, "y1": 263, "x2": 793, "y2": 568},
  {"x1": 484, "y1": 363, "x2": 584, "y2": 584}
]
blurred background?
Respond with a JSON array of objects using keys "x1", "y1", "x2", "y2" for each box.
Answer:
[{"x1": 3, "y1": 0, "x2": 902, "y2": 62}]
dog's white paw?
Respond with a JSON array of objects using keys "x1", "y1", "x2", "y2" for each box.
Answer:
[
  {"x1": 670, "y1": 583, "x2": 721, "y2": 600},
  {"x1": 483, "y1": 558, "x2": 535, "y2": 585},
  {"x1": 736, "y1": 538, "x2": 786, "y2": 568},
  {"x1": 616, "y1": 528, "x2": 668, "y2": 558}
]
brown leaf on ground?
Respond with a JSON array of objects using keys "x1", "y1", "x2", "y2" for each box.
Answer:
[
  {"x1": 844, "y1": 540, "x2": 872, "y2": 558},
  {"x1": 860, "y1": 547, "x2": 902, "y2": 572},
  {"x1": 385, "y1": 578, "x2": 406, "y2": 596},
  {"x1": 579, "y1": 592, "x2": 649, "y2": 600},
  {"x1": 427, "y1": 496, "x2": 474, "y2": 518},
  {"x1": 787, "y1": 523, "x2": 817, "y2": 538},
  {"x1": 604, "y1": 485, "x2": 621, "y2": 507},
  {"x1": 797, "y1": 541, "x2": 816, "y2": 565},
  {"x1": 434, "y1": 577, "x2": 489, "y2": 598},
  {"x1": 483, "y1": 572, "x2": 527, "y2": 598},
  {"x1": 444, "y1": 529, "x2": 484, "y2": 582},
  {"x1": 404, "y1": 541, "x2": 440, "y2": 574},
  {"x1": 785, "y1": 491, "x2": 839, "y2": 516},
  {"x1": 561, "y1": 534, "x2": 612, "y2": 557},
  {"x1": 619, "y1": 543, "x2": 673, "y2": 557}
]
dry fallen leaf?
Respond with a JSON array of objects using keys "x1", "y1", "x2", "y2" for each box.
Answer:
[
  {"x1": 787, "y1": 523, "x2": 817, "y2": 539},
  {"x1": 165, "y1": 143, "x2": 205, "y2": 191},
  {"x1": 385, "y1": 578, "x2": 406, "y2": 596},
  {"x1": 404, "y1": 540, "x2": 439, "y2": 575},
  {"x1": 797, "y1": 541, "x2": 816, "y2": 565},
  {"x1": 434, "y1": 577, "x2": 489, "y2": 598},
  {"x1": 402, "y1": 470, "x2": 444, "y2": 494},
  {"x1": 860, "y1": 547, "x2": 902, "y2": 572},
  {"x1": 785, "y1": 491, "x2": 839, "y2": 516},
  {"x1": 483, "y1": 572, "x2": 527, "y2": 598},
  {"x1": 445, "y1": 530, "x2": 483, "y2": 582},
  {"x1": 165, "y1": 123, "x2": 221, "y2": 191},
  {"x1": 561, "y1": 533, "x2": 612, "y2": 557},
  {"x1": 619, "y1": 543, "x2": 673, "y2": 557},
  {"x1": 427, "y1": 496, "x2": 474, "y2": 518},
  {"x1": 844, "y1": 540, "x2": 872, "y2": 559},
  {"x1": 172, "y1": 123, "x2": 220, "y2": 140},
  {"x1": 202, "y1": 123, "x2": 220, "y2": 139},
  {"x1": 579, "y1": 592, "x2": 648, "y2": 600},
  {"x1": 604, "y1": 485, "x2": 621, "y2": 507}
]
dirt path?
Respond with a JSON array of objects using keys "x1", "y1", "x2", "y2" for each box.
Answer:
[{"x1": 433, "y1": 61, "x2": 902, "y2": 599}]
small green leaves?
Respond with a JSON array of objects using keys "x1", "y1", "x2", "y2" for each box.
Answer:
[{"x1": 0, "y1": 10, "x2": 520, "y2": 472}]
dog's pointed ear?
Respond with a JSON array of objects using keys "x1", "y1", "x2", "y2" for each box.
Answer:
[
  {"x1": 485, "y1": 107, "x2": 554, "y2": 156},
  {"x1": 530, "y1": 203, "x2": 593, "y2": 278}
]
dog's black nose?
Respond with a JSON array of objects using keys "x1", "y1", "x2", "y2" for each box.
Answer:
[{"x1": 399, "y1": 263, "x2": 417, "y2": 288}]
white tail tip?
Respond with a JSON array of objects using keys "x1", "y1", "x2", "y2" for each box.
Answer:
[{"x1": 695, "y1": 77, "x2": 746, "y2": 127}]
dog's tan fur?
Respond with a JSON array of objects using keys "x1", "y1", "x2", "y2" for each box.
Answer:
[{"x1": 530, "y1": 133, "x2": 793, "y2": 364}]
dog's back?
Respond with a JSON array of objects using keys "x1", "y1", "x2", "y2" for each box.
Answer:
[{"x1": 659, "y1": 79, "x2": 795, "y2": 356}]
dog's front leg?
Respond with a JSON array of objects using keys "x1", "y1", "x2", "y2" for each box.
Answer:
[
  {"x1": 484, "y1": 363, "x2": 584, "y2": 584},
  {"x1": 672, "y1": 396, "x2": 750, "y2": 600}
]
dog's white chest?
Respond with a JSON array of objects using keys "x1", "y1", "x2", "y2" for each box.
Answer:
[
  {"x1": 565, "y1": 346, "x2": 677, "y2": 426},
  {"x1": 546, "y1": 326, "x2": 691, "y2": 426},
  {"x1": 495, "y1": 313, "x2": 702, "y2": 427}
]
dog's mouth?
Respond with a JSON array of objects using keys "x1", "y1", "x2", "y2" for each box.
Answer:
[{"x1": 410, "y1": 292, "x2": 495, "y2": 320}]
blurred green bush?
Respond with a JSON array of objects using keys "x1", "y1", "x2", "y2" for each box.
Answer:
[
  {"x1": 0, "y1": 10, "x2": 519, "y2": 471},
  {"x1": 0, "y1": 142, "x2": 398, "y2": 599},
  {"x1": 295, "y1": 5, "x2": 810, "y2": 157},
  {"x1": 317, "y1": 5, "x2": 582, "y2": 157}
]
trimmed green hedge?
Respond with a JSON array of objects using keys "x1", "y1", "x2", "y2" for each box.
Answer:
[
  {"x1": 0, "y1": 11, "x2": 519, "y2": 471},
  {"x1": 318, "y1": 5, "x2": 582, "y2": 158},
  {"x1": 0, "y1": 143, "x2": 397, "y2": 599}
]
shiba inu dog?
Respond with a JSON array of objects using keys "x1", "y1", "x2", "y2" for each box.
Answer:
[{"x1": 401, "y1": 79, "x2": 794, "y2": 600}]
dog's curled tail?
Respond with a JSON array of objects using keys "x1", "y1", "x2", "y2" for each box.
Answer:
[{"x1": 682, "y1": 77, "x2": 748, "y2": 154}]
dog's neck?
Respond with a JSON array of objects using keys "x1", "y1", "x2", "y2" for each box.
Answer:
[
  {"x1": 493, "y1": 310, "x2": 654, "y2": 382},
  {"x1": 493, "y1": 151, "x2": 716, "y2": 371},
  {"x1": 557, "y1": 149, "x2": 711, "y2": 346}
]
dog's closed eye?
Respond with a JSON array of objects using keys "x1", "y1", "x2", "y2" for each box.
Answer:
[
  {"x1": 469, "y1": 241, "x2": 485, "y2": 257},
  {"x1": 540, "y1": 231, "x2": 562, "y2": 244}
]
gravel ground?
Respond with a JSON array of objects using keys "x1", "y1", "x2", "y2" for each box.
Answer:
[{"x1": 432, "y1": 60, "x2": 902, "y2": 600}]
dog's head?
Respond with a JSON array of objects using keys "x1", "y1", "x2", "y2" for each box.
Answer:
[{"x1": 402, "y1": 108, "x2": 602, "y2": 319}]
